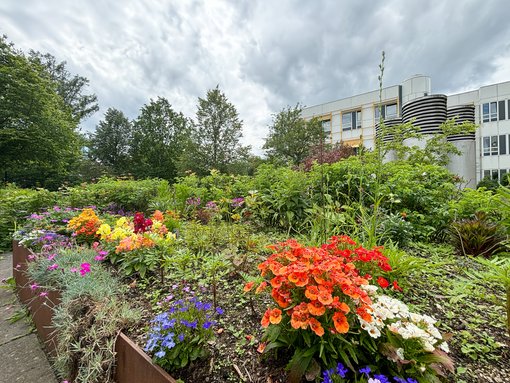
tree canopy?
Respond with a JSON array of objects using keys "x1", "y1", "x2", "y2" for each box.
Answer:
[
  {"x1": 263, "y1": 104, "x2": 323, "y2": 165},
  {"x1": 0, "y1": 36, "x2": 82, "y2": 189},
  {"x1": 181, "y1": 86, "x2": 251, "y2": 175}
]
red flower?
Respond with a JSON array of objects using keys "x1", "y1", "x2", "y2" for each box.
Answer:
[
  {"x1": 392, "y1": 280, "x2": 403, "y2": 292},
  {"x1": 377, "y1": 276, "x2": 389, "y2": 288}
]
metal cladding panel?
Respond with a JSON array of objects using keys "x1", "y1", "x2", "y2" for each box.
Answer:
[
  {"x1": 375, "y1": 117, "x2": 402, "y2": 142},
  {"x1": 402, "y1": 95, "x2": 447, "y2": 134},
  {"x1": 446, "y1": 105, "x2": 475, "y2": 141}
]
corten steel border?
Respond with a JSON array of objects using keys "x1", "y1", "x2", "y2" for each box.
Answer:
[{"x1": 12, "y1": 240, "x2": 177, "y2": 383}]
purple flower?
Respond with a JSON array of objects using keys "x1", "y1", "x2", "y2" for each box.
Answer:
[
  {"x1": 231, "y1": 197, "x2": 244, "y2": 208},
  {"x1": 205, "y1": 201, "x2": 218, "y2": 210},
  {"x1": 186, "y1": 197, "x2": 201, "y2": 206},
  {"x1": 47, "y1": 263, "x2": 59, "y2": 271},
  {"x1": 47, "y1": 254, "x2": 56, "y2": 261},
  {"x1": 359, "y1": 366, "x2": 371, "y2": 376},
  {"x1": 30, "y1": 283, "x2": 39, "y2": 290},
  {"x1": 155, "y1": 350, "x2": 166, "y2": 358},
  {"x1": 79, "y1": 263, "x2": 91, "y2": 276},
  {"x1": 374, "y1": 374, "x2": 390, "y2": 383},
  {"x1": 215, "y1": 307, "x2": 224, "y2": 315},
  {"x1": 178, "y1": 334, "x2": 185, "y2": 342},
  {"x1": 406, "y1": 379, "x2": 418, "y2": 383},
  {"x1": 202, "y1": 321, "x2": 214, "y2": 329},
  {"x1": 336, "y1": 362, "x2": 348, "y2": 378}
]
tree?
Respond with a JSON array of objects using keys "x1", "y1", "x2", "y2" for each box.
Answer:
[
  {"x1": 263, "y1": 104, "x2": 323, "y2": 165},
  {"x1": 89, "y1": 108, "x2": 132, "y2": 175},
  {"x1": 0, "y1": 36, "x2": 81, "y2": 189},
  {"x1": 183, "y1": 86, "x2": 251, "y2": 175},
  {"x1": 129, "y1": 97, "x2": 190, "y2": 180},
  {"x1": 28, "y1": 51, "x2": 99, "y2": 124}
]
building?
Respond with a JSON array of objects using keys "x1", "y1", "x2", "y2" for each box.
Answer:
[{"x1": 301, "y1": 75, "x2": 510, "y2": 188}]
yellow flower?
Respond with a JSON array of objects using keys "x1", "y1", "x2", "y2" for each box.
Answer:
[{"x1": 96, "y1": 223, "x2": 112, "y2": 240}]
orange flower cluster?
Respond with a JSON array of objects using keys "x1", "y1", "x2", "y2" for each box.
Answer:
[
  {"x1": 67, "y1": 208, "x2": 102, "y2": 239},
  {"x1": 249, "y1": 236, "x2": 393, "y2": 338},
  {"x1": 115, "y1": 234, "x2": 155, "y2": 253}
]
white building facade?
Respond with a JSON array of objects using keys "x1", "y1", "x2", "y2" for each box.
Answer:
[{"x1": 302, "y1": 75, "x2": 510, "y2": 189}]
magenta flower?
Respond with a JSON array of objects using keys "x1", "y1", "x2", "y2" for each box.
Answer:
[
  {"x1": 94, "y1": 255, "x2": 106, "y2": 261},
  {"x1": 47, "y1": 253, "x2": 56, "y2": 261},
  {"x1": 28, "y1": 254, "x2": 36, "y2": 261},
  {"x1": 47, "y1": 263, "x2": 59, "y2": 271},
  {"x1": 30, "y1": 283, "x2": 39, "y2": 290},
  {"x1": 39, "y1": 291, "x2": 48, "y2": 297},
  {"x1": 79, "y1": 263, "x2": 91, "y2": 276}
]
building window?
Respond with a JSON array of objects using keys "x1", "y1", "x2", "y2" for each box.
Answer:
[
  {"x1": 342, "y1": 110, "x2": 361, "y2": 131},
  {"x1": 500, "y1": 135, "x2": 507, "y2": 155},
  {"x1": 483, "y1": 136, "x2": 490, "y2": 156},
  {"x1": 322, "y1": 119, "x2": 331, "y2": 137},
  {"x1": 492, "y1": 169, "x2": 499, "y2": 180},
  {"x1": 374, "y1": 103, "x2": 398, "y2": 120},
  {"x1": 501, "y1": 169, "x2": 508, "y2": 182},
  {"x1": 499, "y1": 100, "x2": 506, "y2": 120},
  {"x1": 491, "y1": 135, "x2": 498, "y2": 155},
  {"x1": 483, "y1": 169, "x2": 490, "y2": 179},
  {"x1": 482, "y1": 102, "x2": 499, "y2": 122}
]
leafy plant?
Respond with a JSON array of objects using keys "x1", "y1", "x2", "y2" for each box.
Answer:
[{"x1": 449, "y1": 212, "x2": 506, "y2": 257}]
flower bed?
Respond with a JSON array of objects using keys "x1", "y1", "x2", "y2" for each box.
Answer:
[{"x1": 12, "y1": 240, "x2": 177, "y2": 383}]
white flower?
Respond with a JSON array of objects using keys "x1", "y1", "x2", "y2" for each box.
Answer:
[
  {"x1": 396, "y1": 348, "x2": 405, "y2": 360},
  {"x1": 440, "y1": 342, "x2": 450, "y2": 353}
]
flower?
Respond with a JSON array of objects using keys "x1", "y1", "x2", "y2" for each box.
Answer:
[
  {"x1": 47, "y1": 263, "x2": 59, "y2": 271},
  {"x1": 377, "y1": 276, "x2": 389, "y2": 289},
  {"x1": 39, "y1": 291, "x2": 48, "y2": 298},
  {"x1": 359, "y1": 366, "x2": 371, "y2": 375},
  {"x1": 79, "y1": 262, "x2": 91, "y2": 276},
  {"x1": 243, "y1": 281, "x2": 255, "y2": 292}
]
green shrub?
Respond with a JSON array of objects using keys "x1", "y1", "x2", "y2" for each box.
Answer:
[
  {"x1": 449, "y1": 187, "x2": 500, "y2": 221},
  {"x1": 0, "y1": 184, "x2": 58, "y2": 250},
  {"x1": 60, "y1": 177, "x2": 165, "y2": 212}
]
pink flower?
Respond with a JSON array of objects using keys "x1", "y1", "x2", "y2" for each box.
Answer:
[
  {"x1": 14, "y1": 264, "x2": 21, "y2": 270},
  {"x1": 47, "y1": 253, "x2": 56, "y2": 261},
  {"x1": 28, "y1": 254, "x2": 36, "y2": 261},
  {"x1": 94, "y1": 255, "x2": 106, "y2": 261},
  {"x1": 79, "y1": 263, "x2": 91, "y2": 276},
  {"x1": 39, "y1": 291, "x2": 48, "y2": 297},
  {"x1": 70, "y1": 267, "x2": 78, "y2": 273},
  {"x1": 30, "y1": 283, "x2": 39, "y2": 290},
  {"x1": 47, "y1": 263, "x2": 59, "y2": 271}
]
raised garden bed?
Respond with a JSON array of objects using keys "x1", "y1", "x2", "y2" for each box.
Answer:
[{"x1": 12, "y1": 240, "x2": 177, "y2": 383}]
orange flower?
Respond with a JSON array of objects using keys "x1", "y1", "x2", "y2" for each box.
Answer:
[
  {"x1": 272, "y1": 288, "x2": 291, "y2": 308},
  {"x1": 331, "y1": 297, "x2": 350, "y2": 314},
  {"x1": 288, "y1": 272, "x2": 309, "y2": 287},
  {"x1": 332, "y1": 311, "x2": 349, "y2": 334},
  {"x1": 269, "y1": 308, "x2": 282, "y2": 324},
  {"x1": 243, "y1": 281, "x2": 255, "y2": 292},
  {"x1": 308, "y1": 318, "x2": 325, "y2": 336},
  {"x1": 290, "y1": 311, "x2": 309, "y2": 330},
  {"x1": 307, "y1": 300, "x2": 326, "y2": 316},
  {"x1": 356, "y1": 306, "x2": 373, "y2": 323},
  {"x1": 317, "y1": 285, "x2": 333, "y2": 305},
  {"x1": 255, "y1": 281, "x2": 268, "y2": 294},
  {"x1": 152, "y1": 210, "x2": 164, "y2": 222},
  {"x1": 257, "y1": 342, "x2": 267, "y2": 353},
  {"x1": 270, "y1": 276, "x2": 285, "y2": 288},
  {"x1": 261, "y1": 309, "x2": 271, "y2": 328},
  {"x1": 305, "y1": 285, "x2": 319, "y2": 300}
]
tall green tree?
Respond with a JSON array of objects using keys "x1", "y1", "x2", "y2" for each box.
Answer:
[
  {"x1": 28, "y1": 51, "x2": 99, "y2": 124},
  {"x1": 0, "y1": 36, "x2": 81, "y2": 189},
  {"x1": 130, "y1": 97, "x2": 190, "y2": 180},
  {"x1": 182, "y1": 86, "x2": 250, "y2": 175},
  {"x1": 263, "y1": 104, "x2": 323, "y2": 165},
  {"x1": 89, "y1": 108, "x2": 132, "y2": 175}
]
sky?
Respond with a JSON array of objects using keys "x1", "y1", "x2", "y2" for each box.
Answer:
[{"x1": 2, "y1": 0, "x2": 510, "y2": 154}]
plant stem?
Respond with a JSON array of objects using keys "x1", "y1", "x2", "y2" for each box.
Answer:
[{"x1": 507, "y1": 284, "x2": 510, "y2": 339}]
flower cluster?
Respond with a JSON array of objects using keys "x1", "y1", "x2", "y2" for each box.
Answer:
[
  {"x1": 323, "y1": 364, "x2": 418, "y2": 383},
  {"x1": 145, "y1": 291, "x2": 223, "y2": 370},
  {"x1": 133, "y1": 212, "x2": 153, "y2": 233},
  {"x1": 67, "y1": 208, "x2": 103, "y2": 243},
  {"x1": 249, "y1": 236, "x2": 451, "y2": 382}
]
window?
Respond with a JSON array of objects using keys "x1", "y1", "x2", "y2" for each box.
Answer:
[
  {"x1": 483, "y1": 136, "x2": 490, "y2": 156},
  {"x1": 499, "y1": 100, "x2": 506, "y2": 120},
  {"x1": 491, "y1": 135, "x2": 498, "y2": 155},
  {"x1": 374, "y1": 103, "x2": 398, "y2": 120},
  {"x1": 500, "y1": 135, "x2": 507, "y2": 155},
  {"x1": 342, "y1": 110, "x2": 362, "y2": 131},
  {"x1": 482, "y1": 103, "x2": 490, "y2": 122},
  {"x1": 483, "y1": 169, "x2": 491, "y2": 179},
  {"x1": 492, "y1": 169, "x2": 499, "y2": 180},
  {"x1": 491, "y1": 102, "x2": 497, "y2": 121},
  {"x1": 500, "y1": 169, "x2": 508, "y2": 181},
  {"x1": 322, "y1": 119, "x2": 331, "y2": 136},
  {"x1": 482, "y1": 102, "x2": 499, "y2": 122}
]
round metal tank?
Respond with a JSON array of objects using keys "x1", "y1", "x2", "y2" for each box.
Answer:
[
  {"x1": 375, "y1": 117, "x2": 402, "y2": 143},
  {"x1": 402, "y1": 94, "x2": 447, "y2": 135}
]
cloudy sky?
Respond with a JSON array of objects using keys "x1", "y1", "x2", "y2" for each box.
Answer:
[{"x1": 2, "y1": 0, "x2": 510, "y2": 154}]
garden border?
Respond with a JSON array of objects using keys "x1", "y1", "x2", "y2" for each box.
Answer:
[{"x1": 12, "y1": 240, "x2": 177, "y2": 383}]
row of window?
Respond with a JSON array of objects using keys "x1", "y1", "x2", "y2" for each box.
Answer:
[
  {"x1": 482, "y1": 135, "x2": 508, "y2": 156},
  {"x1": 481, "y1": 100, "x2": 510, "y2": 122},
  {"x1": 483, "y1": 168, "x2": 509, "y2": 182},
  {"x1": 321, "y1": 102, "x2": 399, "y2": 134}
]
